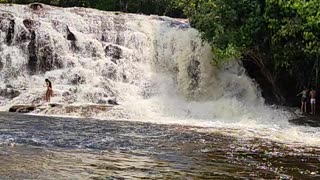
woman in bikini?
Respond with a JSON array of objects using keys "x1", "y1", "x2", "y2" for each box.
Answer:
[
  {"x1": 297, "y1": 87, "x2": 308, "y2": 113},
  {"x1": 45, "y1": 79, "x2": 53, "y2": 102}
]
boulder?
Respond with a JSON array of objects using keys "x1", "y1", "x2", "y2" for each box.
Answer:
[
  {"x1": 108, "y1": 99, "x2": 119, "y2": 105},
  {"x1": 9, "y1": 105, "x2": 36, "y2": 113},
  {"x1": 0, "y1": 88, "x2": 21, "y2": 99}
]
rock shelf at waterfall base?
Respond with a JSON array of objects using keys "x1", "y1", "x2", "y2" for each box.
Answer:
[
  {"x1": 8, "y1": 103, "x2": 115, "y2": 117},
  {"x1": 289, "y1": 114, "x2": 320, "y2": 127}
]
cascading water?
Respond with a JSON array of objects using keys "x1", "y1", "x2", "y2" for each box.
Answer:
[{"x1": 0, "y1": 4, "x2": 319, "y2": 146}]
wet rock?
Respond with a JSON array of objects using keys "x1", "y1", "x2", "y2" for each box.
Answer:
[
  {"x1": 66, "y1": 26, "x2": 76, "y2": 41},
  {"x1": 187, "y1": 58, "x2": 201, "y2": 90},
  {"x1": 29, "y1": 3, "x2": 43, "y2": 11},
  {"x1": 70, "y1": 74, "x2": 85, "y2": 85},
  {"x1": 9, "y1": 105, "x2": 36, "y2": 113},
  {"x1": 38, "y1": 46, "x2": 59, "y2": 73},
  {"x1": 108, "y1": 99, "x2": 119, "y2": 105},
  {"x1": 0, "y1": 12, "x2": 14, "y2": 21},
  {"x1": 66, "y1": 26, "x2": 77, "y2": 50},
  {"x1": 6, "y1": 19, "x2": 14, "y2": 45},
  {"x1": 26, "y1": 29, "x2": 63, "y2": 74},
  {"x1": 23, "y1": 19, "x2": 40, "y2": 30},
  {"x1": 65, "y1": 104, "x2": 113, "y2": 117},
  {"x1": 62, "y1": 91, "x2": 71, "y2": 97},
  {"x1": 289, "y1": 115, "x2": 320, "y2": 127},
  {"x1": 27, "y1": 31, "x2": 37, "y2": 74},
  {"x1": 16, "y1": 28, "x2": 30, "y2": 43},
  {"x1": 5, "y1": 84, "x2": 13, "y2": 88},
  {"x1": 49, "y1": 103, "x2": 63, "y2": 108},
  {"x1": 97, "y1": 99, "x2": 107, "y2": 104},
  {"x1": 0, "y1": 13, "x2": 15, "y2": 45},
  {"x1": 0, "y1": 88, "x2": 20, "y2": 99},
  {"x1": 0, "y1": 58, "x2": 3, "y2": 71},
  {"x1": 105, "y1": 44, "x2": 122, "y2": 64}
]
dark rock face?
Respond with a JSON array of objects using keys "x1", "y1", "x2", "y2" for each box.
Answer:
[
  {"x1": 0, "y1": 88, "x2": 20, "y2": 99},
  {"x1": 70, "y1": 74, "x2": 86, "y2": 85},
  {"x1": 108, "y1": 99, "x2": 119, "y2": 105},
  {"x1": 27, "y1": 31, "x2": 37, "y2": 74},
  {"x1": 66, "y1": 26, "x2": 77, "y2": 50},
  {"x1": 0, "y1": 13, "x2": 15, "y2": 46},
  {"x1": 62, "y1": 91, "x2": 71, "y2": 97},
  {"x1": 66, "y1": 26, "x2": 76, "y2": 41},
  {"x1": 6, "y1": 19, "x2": 14, "y2": 45},
  {"x1": 9, "y1": 105, "x2": 35, "y2": 113},
  {"x1": 97, "y1": 99, "x2": 107, "y2": 104},
  {"x1": 25, "y1": 29, "x2": 63, "y2": 74},
  {"x1": 23, "y1": 19, "x2": 37, "y2": 30},
  {"x1": 105, "y1": 44, "x2": 122, "y2": 64},
  {"x1": 0, "y1": 57, "x2": 3, "y2": 71},
  {"x1": 38, "y1": 46, "x2": 61, "y2": 73},
  {"x1": 29, "y1": 3, "x2": 43, "y2": 11},
  {"x1": 187, "y1": 58, "x2": 201, "y2": 90},
  {"x1": 289, "y1": 115, "x2": 320, "y2": 127}
]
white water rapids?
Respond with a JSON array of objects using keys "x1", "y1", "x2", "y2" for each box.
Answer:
[{"x1": 0, "y1": 4, "x2": 319, "y2": 146}]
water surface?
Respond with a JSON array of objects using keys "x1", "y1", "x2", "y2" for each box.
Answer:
[{"x1": 0, "y1": 112, "x2": 319, "y2": 179}]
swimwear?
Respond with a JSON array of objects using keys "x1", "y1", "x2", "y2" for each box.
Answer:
[
  {"x1": 311, "y1": 98, "x2": 316, "y2": 104},
  {"x1": 302, "y1": 97, "x2": 307, "y2": 102}
]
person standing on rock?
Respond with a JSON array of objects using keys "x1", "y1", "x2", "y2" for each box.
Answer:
[
  {"x1": 310, "y1": 87, "x2": 316, "y2": 115},
  {"x1": 45, "y1": 79, "x2": 53, "y2": 102},
  {"x1": 297, "y1": 87, "x2": 308, "y2": 114}
]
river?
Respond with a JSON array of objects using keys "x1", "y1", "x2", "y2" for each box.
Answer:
[{"x1": 0, "y1": 112, "x2": 319, "y2": 179}]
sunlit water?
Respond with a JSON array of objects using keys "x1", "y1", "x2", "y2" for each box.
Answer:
[{"x1": 0, "y1": 112, "x2": 319, "y2": 179}]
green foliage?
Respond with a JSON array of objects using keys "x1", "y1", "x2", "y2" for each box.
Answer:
[
  {"x1": 175, "y1": 0, "x2": 320, "y2": 102},
  {"x1": 0, "y1": 0, "x2": 184, "y2": 17},
  {"x1": 175, "y1": 0, "x2": 320, "y2": 65}
]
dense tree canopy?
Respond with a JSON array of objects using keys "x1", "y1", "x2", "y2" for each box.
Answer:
[
  {"x1": 0, "y1": 0, "x2": 184, "y2": 17},
  {"x1": 175, "y1": 0, "x2": 320, "y2": 104}
]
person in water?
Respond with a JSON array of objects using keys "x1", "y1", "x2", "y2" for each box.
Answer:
[
  {"x1": 45, "y1": 78, "x2": 52, "y2": 102},
  {"x1": 310, "y1": 87, "x2": 316, "y2": 115},
  {"x1": 297, "y1": 87, "x2": 308, "y2": 113}
]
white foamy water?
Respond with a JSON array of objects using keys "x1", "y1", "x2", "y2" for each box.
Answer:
[{"x1": 0, "y1": 4, "x2": 319, "y2": 146}]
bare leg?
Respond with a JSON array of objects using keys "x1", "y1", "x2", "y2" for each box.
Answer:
[
  {"x1": 304, "y1": 102, "x2": 307, "y2": 113},
  {"x1": 301, "y1": 102, "x2": 304, "y2": 113},
  {"x1": 45, "y1": 91, "x2": 49, "y2": 102},
  {"x1": 314, "y1": 103, "x2": 316, "y2": 115}
]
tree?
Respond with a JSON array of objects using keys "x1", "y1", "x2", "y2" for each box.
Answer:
[{"x1": 175, "y1": 0, "x2": 320, "y2": 104}]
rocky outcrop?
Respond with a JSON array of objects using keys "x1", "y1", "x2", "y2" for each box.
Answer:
[
  {"x1": 27, "y1": 30, "x2": 37, "y2": 74},
  {"x1": 289, "y1": 115, "x2": 320, "y2": 127},
  {"x1": 187, "y1": 58, "x2": 200, "y2": 91},
  {"x1": 0, "y1": 87, "x2": 20, "y2": 99},
  {"x1": 29, "y1": 3, "x2": 43, "y2": 11},
  {"x1": 8, "y1": 103, "x2": 114, "y2": 117},
  {"x1": 105, "y1": 44, "x2": 122, "y2": 64},
  {"x1": 9, "y1": 105, "x2": 36, "y2": 113},
  {"x1": 66, "y1": 26, "x2": 77, "y2": 50},
  {"x1": 0, "y1": 13, "x2": 15, "y2": 46}
]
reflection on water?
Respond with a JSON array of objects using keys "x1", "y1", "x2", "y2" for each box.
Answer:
[{"x1": 0, "y1": 112, "x2": 319, "y2": 179}]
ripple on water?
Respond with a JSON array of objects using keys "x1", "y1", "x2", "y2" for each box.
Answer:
[{"x1": 0, "y1": 113, "x2": 319, "y2": 179}]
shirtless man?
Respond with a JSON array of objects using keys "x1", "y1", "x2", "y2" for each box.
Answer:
[
  {"x1": 45, "y1": 79, "x2": 52, "y2": 102},
  {"x1": 310, "y1": 87, "x2": 316, "y2": 115}
]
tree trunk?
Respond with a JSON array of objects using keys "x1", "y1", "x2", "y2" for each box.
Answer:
[
  {"x1": 247, "y1": 51, "x2": 286, "y2": 104},
  {"x1": 260, "y1": 67, "x2": 285, "y2": 104}
]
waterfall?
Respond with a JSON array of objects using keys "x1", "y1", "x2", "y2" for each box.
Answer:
[
  {"x1": 3, "y1": 3, "x2": 320, "y2": 146},
  {"x1": 0, "y1": 3, "x2": 287, "y2": 123}
]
